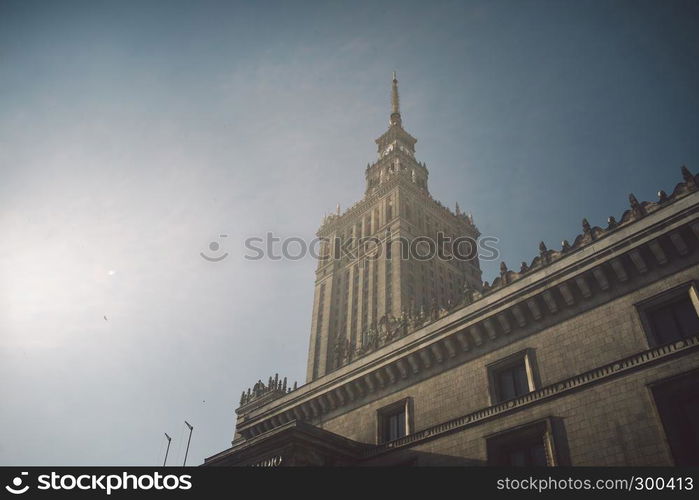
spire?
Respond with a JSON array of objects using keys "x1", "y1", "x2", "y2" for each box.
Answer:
[
  {"x1": 391, "y1": 72, "x2": 399, "y2": 113},
  {"x1": 390, "y1": 71, "x2": 402, "y2": 127},
  {"x1": 374, "y1": 71, "x2": 417, "y2": 160}
]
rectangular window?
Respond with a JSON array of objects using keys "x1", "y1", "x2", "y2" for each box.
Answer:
[
  {"x1": 487, "y1": 349, "x2": 538, "y2": 404},
  {"x1": 506, "y1": 441, "x2": 547, "y2": 466},
  {"x1": 637, "y1": 282, "x2": 699, "y2": 346},
  {"x1": 384, "y1": 409, "x2": 405, "y2": 442},
  {"x1": 487, "y1": 420, "x2": 557, "y2": 466},
  {"x1": 386, "y1": 232, "x2": 392, "y2": 260},
  {"x1": 496, "y1": 363, "x2": 529, "y2": 401},
  {"x1": 650, "y1": 369, "x2": 699, "y2": 465},
  {"x1": 350, "y1": 265, "x2": 359, "y2": 346},
  {"x1": 312, "y1": 283, "x2": 326, "y2": 379},
  {"x1": 377, "y1": 398, "x2": 412, "y2": 444}
]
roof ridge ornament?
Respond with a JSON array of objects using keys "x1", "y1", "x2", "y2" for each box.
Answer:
[
  {"x1": 682, "y1": 165, "x2": 696, "y2": 189},
  {"x1": 629, "y1": 193, "x2": 646, "y2": 219}
]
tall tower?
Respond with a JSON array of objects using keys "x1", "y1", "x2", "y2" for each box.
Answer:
[{"x1": 306, "y1": 74, "x2": 482, "y2": 382}]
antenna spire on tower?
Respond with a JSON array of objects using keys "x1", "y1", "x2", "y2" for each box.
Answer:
[{"x1": 390, "y1": 71, "x2": 401, "y2": 126}]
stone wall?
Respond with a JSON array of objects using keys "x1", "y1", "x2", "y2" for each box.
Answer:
[{"x1": 317, "y1": 264, "x2": 699, "y2": 465}]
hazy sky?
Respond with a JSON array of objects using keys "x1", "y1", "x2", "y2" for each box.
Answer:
[{"x1": 1, "y1": 0, "x2": 698, "y2": 466}]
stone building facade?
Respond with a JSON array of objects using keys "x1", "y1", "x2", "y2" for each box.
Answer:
[{"x1": 204, "y1": 77, "x2": 699, "y2": 467}]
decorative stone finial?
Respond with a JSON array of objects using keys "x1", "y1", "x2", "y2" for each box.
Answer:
[
  {"x1": 629, "y1": 193, "x2": 646, "y2": 217},
  {"x1": 682, "y1": 165, "x2": 696, "y2": 187},
  {"x1": 499, "y1": 262, "x2": 509, "y2": 284},
  {"x1": 539, "y1": 241, "x2": 550, "y2": 264},
  {"x1": 582, "y1": 218, "x2": 591, "y2": 234},
  {"x1": 562, "y1": 240, "x2": 571, "y2": 252},
  {"x1": 629, "y1": 193, "x2": 639, "y2": 208},
  {"x1": 462, "y1": 285, "x2": 473, "y2": 305},
  {"x1": 657, "y1": 190, "x2": 668, "y2": 203},
  {"x1": 607, "y1": 216, "x2": 617, "y2": 229},
  {"x1": 520, "y1": 261, "x2": 529, "y2": 273}
]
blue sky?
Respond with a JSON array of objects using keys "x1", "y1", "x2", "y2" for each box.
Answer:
[{"x1": 1, "y1": 0, "x2": 698, "y2": 465}]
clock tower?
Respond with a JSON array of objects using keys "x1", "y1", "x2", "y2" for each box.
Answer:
[{"x1": 307, "y1": 74, "x2": 482, "y2": 381}]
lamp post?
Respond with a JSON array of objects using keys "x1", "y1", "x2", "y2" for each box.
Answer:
[
  {"x1": 183, "y1": 421, "x2": 194, "y2": 466},
  {"x1": 163, "y1": 433, "x2": 172, "y2": 466}
]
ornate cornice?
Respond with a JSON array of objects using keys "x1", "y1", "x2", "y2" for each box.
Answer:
[{"x1": 485, "y1": 167, "x2": 698, "y2": 291}]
